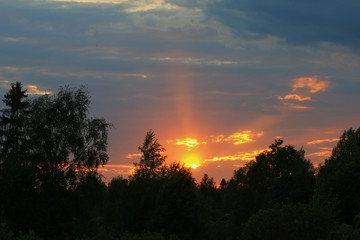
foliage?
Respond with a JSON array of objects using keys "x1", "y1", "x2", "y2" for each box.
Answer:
[
  {"x1": 0, "y1": 223, "x2": 43, "y2": 240},
  {"x1": 199, "y1": 173, "x2": 217, "y2": 196},
  {"x1": 116, "y1": 162, "x2": 202, "y2": 239},
  {"x1": 16, "y1": 230, "x2": 44, "y2": 240},
  {"x1": 155, "y1": 163, "x2": 202, "y2": 239},
  {"x1": 0, "y1": 83, "x2": 35, "y2": 234},
  {"x1": 241, "y1": 202, "x2": 340, "y2": 240},
  {"x1": 103, "y1": 176, "x2": 129, "y2": 233},
  {"x1": 120, "y1": 232, "x2": 179, "y2": 240},
  {"x1": 28, "y1": 86, "x2": 111, "y2": 191},
  {"x1": 229, "y1": 139, "x2": 316, "y2": 224},
  {"x1": 134, "y1": 130, "x2": 167, "y2": 179},
  {"x1": 0, "y1": 83, "x2": 111, "y2": 239},
  {"x1": 317, "y1": 128, "x2": 360, "y2": 224},
  {"x1": 0, "y1": 223, "x2": 14, "y2": 240},
  {"x1": 0, "y1": 81, "x2": 30, "y2": 162}
]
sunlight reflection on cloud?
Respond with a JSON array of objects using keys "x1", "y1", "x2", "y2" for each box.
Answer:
[
  {"x1": 306, "y1": 138, "x2": 338, "y2": 145},
  {"x1": 278, "y1": 94, "x2": 311, "y2": 102},
  {"x1": 49, "y1": 0, "x2": 179, "y2": 13},
  {"x1": 292, "y1": 76, "x2": 330, "y2": 93},
  {"x1": 206, "y1": 149, "x2": 268, "y2": 162},
  {"x1": 171, "y1": 137, "x2": 207, "y2": 151},
  {"x1": 0, "y1": 80, "x2": 52, "y2": 95},
  {"x1": 125, "y1": 153, "x2": 142, "y2": 159},
  {"x1": 99, "y1": 164, "x2": 135, "y2": 175},
  {"x1": 224, "y1": 130, "x2": 264, "y2": 145},
  {"x1": 278, "y1": 76, "x2": 330, "y2": 110}
]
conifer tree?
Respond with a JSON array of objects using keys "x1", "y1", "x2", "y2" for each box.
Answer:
[{"x1": 0, "y1": 82, "x2": 30, "y2": 164}]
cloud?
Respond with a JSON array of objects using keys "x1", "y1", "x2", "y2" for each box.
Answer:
[
  {"x1": 0, "y1": 80, "x2": 52, "y2": 95},
  {"x1": 223, "y1": 130, "x2": 263, "y2": 145},
  {"x1": 26, "y1": 85, "x2": 53, "y2": 95},
  {"x1": 150, "y1": 56, "x2": 250, "y2": 66},
  {"x1": 125, "y1": 153, "x2": 142, "y2": 159},
  {"x1": 278, "y1": 76, "x2": 330, "y2": 110},
  {"x1": 306, "y1": 149, "x2": 332, "y2": 158},
  {"x1": 1, "y1": 36, "x2": 38, "y2": 44},
  {"x1": 292, "y1": 76, "x2": 330, "y2": 93},
  {"x1": 206, "y1": 149, "x2": 268, "y2": 162},
  {"x1": 306, "y1": 138, "x2": 338, "y2": 145},
  {"x1": 211, "y1": 134, "x2": 225, "y2": 143},
  {"x1": 49, "y1": 0, "x2": 126, "y2": 3},
  {"x1": 279, "y1": 102, "x2": 312, "y2": 110},
  {"x1": 169, "y1": 137, "x2": 207, "y2": 151},
  {"x1": 225, "y1": 131, "x2": 254, "y2": 145},
  {"x1": 0, "y1": 80, "x2": 9, "y2": 89},
  {"x1": 98, "y1": 164, "x2": 135, "y2": 175},
  {"x1": 205, "y1": 0, "x2": 360, "y2": 52},
  {"x1": 0, "y1": 64, "x2": 148, "y2": 80},
  {"x1": 278, "y1": 94, "x2": 311, "y2": 102},
  {"x1": 49, "y1": 0, "x2": 179, "y2": 13},
  {"x1": 124, "y1": 0, "x2": 179, "y2": 13},
  {"x1": 287, "y1": 104, "x2": 311, "y2": 110}
]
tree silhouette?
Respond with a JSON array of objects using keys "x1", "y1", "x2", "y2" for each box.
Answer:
[
  {"x1": 0, "y1": 82, "x2": 35, "y2": 234},
  {"x1": 230, "y1": 139, "x2": 315, "y2": 223},
  {"x1": 28, "y1": 86, "x2": 111, "y2": 191},
  {"x1": 0, "y1": 81, "x2": 30, "y2": 164},
  {"x1": 199, "y1": 173, "x2": 217, "y2": 195},
  {"x1": 155, "y1": 162, "x2": 202, "y2": 239},
  {"x1": 317, "y1": 128, "x2": 360, "y2": 224},
  {"x1": 241, "y1": 202, "x2": 352, "y2": 240},
  {"x1": 134, "y1": 129, "x2": 166, "y2": 179}
]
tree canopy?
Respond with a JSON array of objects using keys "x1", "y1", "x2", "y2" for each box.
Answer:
[
  {"x1": 317, "y1": 128, "x2": 360, "y2": 224},
  {"x1": 0, "y1": 83, "x2": 111, "y2": 238},
  {"x1": 229, "y1": 139, "x2": 316, "y2": 223},
  {"x1": 134, "y1": 129, "x2": 166, "y2": 179},
  {"x1": 28, "y1": 86, "x2": 111, "y2": 190}
]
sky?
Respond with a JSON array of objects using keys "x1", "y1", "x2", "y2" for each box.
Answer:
[{"x1": 1, "y1": 0, "x2": 360, "y2": 184}]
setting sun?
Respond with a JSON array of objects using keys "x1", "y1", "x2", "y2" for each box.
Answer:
[{"x1": 182, "y1": 153, "x2": 202, "y2": 169}]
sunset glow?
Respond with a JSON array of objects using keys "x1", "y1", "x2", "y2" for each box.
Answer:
[
  {"x1": 181, "y1": 153, "x2": 202, "y2": 169},
  {"x1": 306, "y1": 138, "x2": 339, "y2": 145},
  {"x1": 292, "y1": 76, "x2": 330, "y2": 93},
  {"x1": 174, "y1": 137, "x2": 207, "y2": 151},
  {"x1": 206, "y1": 149, "x2": 269, "y2": 162},
  {"x1": 2, "y1": 0, "x2": 360, "y2": 185},
  {"x1": 223, "y1": 130, "x2": 264, "y2": 145},
  {"x1": 278, "y1": 94, "x2": 311, "y2": 102}
]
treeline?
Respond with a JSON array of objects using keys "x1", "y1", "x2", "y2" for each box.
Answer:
[{"x1": 1, "y1": 82, "x2": 360, "y2": 240}]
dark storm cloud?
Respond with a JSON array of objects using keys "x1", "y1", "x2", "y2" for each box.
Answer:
[{"x1": 184, "y1": 0, "x2": 360, "y2": 52}]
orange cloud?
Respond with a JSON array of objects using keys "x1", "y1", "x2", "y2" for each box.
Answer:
[
  {"x1": 288, "y1": 103, "x2": 312, "y2": 110},
  {"x1": 206, "y1": 149, "x2": 268, "y2": 162},
  {"x1": 224, "y1": 130, "x2": 264, "y2": 145},
  {"x1": 171, "y1": 137, "x2": 207, "y2": 151},
  {"x1": 278, "y1": 94, "x2": 311, "y2": 102},
  {"x1": 26, "y1": 85, "x2": 52, "y2": 95},
  {"x1": 226, "y1": 131, "x2": 254, "y2": 145},
  {"x1": 99, "y1": 164, "x2": 135, "y2": 175},
  {"x1": 306, "y1": 138, "x2": 338, "y2": 145},
  {"x1": 125, "y1": 153, "x2": 142, "y2": 159},
  {"x1": 0, "y1": 80, "x2": 52, "y2": 95},
  {"x1": 292, "y1": 76, "x2": 330, "y2": 93},
  {"x1": 306, "y1": 150, "x2": 332, "y2": 158},
  {"x1": 211, "y1": 134, "x2": 225, "y2": 143}
]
